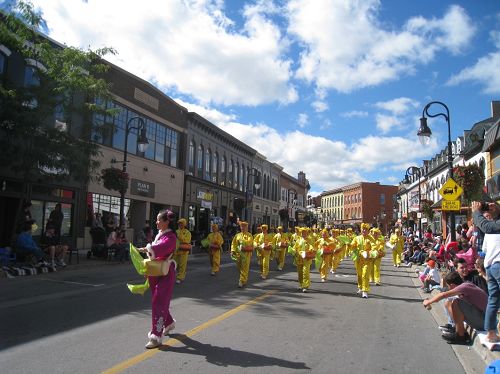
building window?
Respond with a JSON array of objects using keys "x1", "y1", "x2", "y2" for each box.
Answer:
[
  {"x1": 212, "y1": 152, "x2": 218, "y2": 183},
  {"x1": 197, "y1": 145, "x2": 203, "y2": 178},
  {"x1": 0, "y1": 53, "x2": 5, "y2": 76},
  {"x1": 380, "y1": 193, "x2": 386, "y2": 205},
  {"x1": 205, "y1": 148, "x2": 211, "y2": 181},
  {"x1": 239, "y1": 163, "x2": 244, "y2": 191},
  {"x1": 220, "y1": 156, "x2": 226, "y2": 186},
  {"x1": 188, "y1": 140, "x2": 195, "y2": 175},
  {"x1": 228, "y1": 160, "x2": 233, "y2": 188},
  {"x1": 234, "y1": 162, "x2": 239, "y2": 190}
]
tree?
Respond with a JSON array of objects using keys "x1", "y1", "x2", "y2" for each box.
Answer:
[{"x1": 0, "y1": 1, "x2": 116, "y2": 187}]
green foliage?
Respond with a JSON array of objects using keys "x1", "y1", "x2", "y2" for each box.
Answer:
[
  {"x1": 0, "y1": 1, "x2": 116, "y2": 183},
  {"x1": 420, "y1": 199, "x2": 435, "y2": 220}
]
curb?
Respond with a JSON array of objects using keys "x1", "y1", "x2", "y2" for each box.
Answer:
[{"x1": 403, "y1": 264, "x2": 500, "y2": 367}]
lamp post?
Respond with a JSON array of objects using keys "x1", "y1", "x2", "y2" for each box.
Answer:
[
  {"x1": 404, "y1": 166, "x2": 422, "y2": 240},
  {"x1": 417, "y1": 101, "x2": 456, "y2": 241},
  {"x1": 245, "y1": 168, "x2": 260, "y2": 229},
  {"x1": 119, "y1": 116, "x2": 148, "y2": 228},
  {"x1": 286, "y1": 188, "x2": 297, "y2": 231}
]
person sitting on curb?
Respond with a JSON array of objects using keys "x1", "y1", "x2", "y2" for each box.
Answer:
[
  {"x1": 418, "y1": 259, "x2": 440, "y2": 293},
  {"x1": 423, "y1": 271, "x2": 487, "y2": 344},
  {"x1": 15, "y1": 221, "x2": 48, "y2": 267}
]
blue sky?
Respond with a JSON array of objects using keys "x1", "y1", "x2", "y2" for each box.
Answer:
[{"x1": 3, "y1": 0, "x2": 499, "y2": 195}]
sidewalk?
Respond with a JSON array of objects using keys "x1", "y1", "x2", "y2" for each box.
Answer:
[{"x1": 403, "y1": 263, "x2": 500, "y2": 370}]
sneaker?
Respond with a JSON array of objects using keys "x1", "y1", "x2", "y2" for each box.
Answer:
[
  {"x1": 375, "y1": 282, "x2": 381, "y2": 286},
  {"x1": 422, "y1": 288, "x2": 430, "y2": 293},
  {"x1": 36, "y1": 260, "x2": 49, "y2": 267},
  {"x1": 277, "y1": 267, "x2": 282, "y2": 271},
  {"x1": 145, "y1": 337, "x2": 161, "y2": 349},
  {"x1": 238, "y1": 281, "x2": 243, "y2": 288},
  {"x1": 321, "y1": 279, "x2": 326, "y2": 283},
  {"x1": 51, "y1": 261, "x2": 57, "y2": 268},
  {"x1": 211, "y1": 272, "x2": 215, "y2": 276},
  {"x1": 356, "y1": 289, "x2": 362, "y2": 294},
  {"x1": 330, "y1": 269, "x2": 335, "y2": 274},
  {"x1": 175, "y1": 279, "x2": 182, "y2": 284},
  {"x1": 302, "y1": 288, "x2": 307, "y2": 293},
  {"x1": 163, "y1": 321, "x2": 175, "y2": 335},
  {"x1": 261, "y1": 275, "x2": 266, "y2": 280},
  {"x1": 361, "y1": 292, "x2": 368, "y2": 298}
]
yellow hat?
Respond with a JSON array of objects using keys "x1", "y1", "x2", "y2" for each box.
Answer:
[
  {"x1": 239, "y1": 221, "x2": 248, "y2": 226},
  {"x1": 395, "y1": 228, "x2": 400, "y2": 233},
  {"x1": 360, "y1": 223, "x2": 370, "y2": 230},
  {"x1": 277, "y1": 226, "x2": 283, "y2": 230},
  {"x1": 211, "y1": 223, "x2": 218, "y2": 229},
  {"x1": 261, "y1": 224, "x2": 268, "y2": 230},
  {"x1": 370, "y1": 227, "x2": 381, "y2": 234},
  {"x1": 178, "y1": 218, "x2": 187, "y2": 225}
]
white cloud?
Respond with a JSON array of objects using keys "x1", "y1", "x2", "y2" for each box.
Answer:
[
  {"x1": 297, "y1": 113, "x2": 309, "y2": 128},
  {"x1": 340, "y1": 110, "x2": 369, "y2": 118},
  {"x1": 287, "y1": 1, "x2": 476, "y2": 93},
  {"x1": 446, "y1": 52, "x2": 500, "y2": 94},
  {"x1": 319, "y1": 119, "x2": 332, "y2": 130},
  {"x1": 375, "y1": 114, "x2": 402, "y2": 134},
  {"x1": 312, "y1": 100, "x2": 328, "y2": 112},
  {"x1": 32, "y1": 0, "x2": 297, "y2": 106},
  {"x1": 374, "y1": 97, "x2": 420, "y2": 115}
]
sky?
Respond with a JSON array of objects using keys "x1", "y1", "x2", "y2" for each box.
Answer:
[{"x1": 3, "y1": 0, "x2": 499, "y2": 196}]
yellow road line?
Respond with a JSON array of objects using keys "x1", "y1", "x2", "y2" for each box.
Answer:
[{"x1": 102, "y1": 290, "x2": 277, "y2": 374}]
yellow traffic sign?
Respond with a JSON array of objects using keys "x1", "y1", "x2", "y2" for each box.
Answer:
[
  {"x1": 439, "y1": 178, "x2": 463, "y2": 201},
  {"x1": 442, "y1": 200, "x2": 461, "y2": 211}
]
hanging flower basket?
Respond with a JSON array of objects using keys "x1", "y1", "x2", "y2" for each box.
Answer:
[
  {"x1": 452, "y1": 164, "x2": 484, "y2": 204},
  {"x1": 101, "y1": 167, "x2": 129, "y2": 194}
]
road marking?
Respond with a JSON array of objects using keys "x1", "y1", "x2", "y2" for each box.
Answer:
[
  {"x1": 37, "y1": 278, "x2": 105, "y2": 287},
  {"x1": 101, "y1": 290, "x2": 277, "y2": 374}
]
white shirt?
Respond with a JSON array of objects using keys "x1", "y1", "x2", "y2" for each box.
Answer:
[{"x1": 483, "y1": 234, "x2": 500, "y2": 268}]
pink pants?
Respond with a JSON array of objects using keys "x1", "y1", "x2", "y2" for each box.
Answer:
[{"x1": 148, "y1": 263, "x2": 176, "y2": 338}]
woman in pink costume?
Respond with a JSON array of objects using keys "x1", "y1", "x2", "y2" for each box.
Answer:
[{"x1": 138, "y1": 209, "x2": 177, "y2": 349}]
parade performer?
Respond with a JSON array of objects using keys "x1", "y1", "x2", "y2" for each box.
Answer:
[
  {"x1": 273, "y1": 226, "x2": 288, "y2": 271},
  {"x1": 292, "y1": 227, "x2": 316, "y2": 292},
  {"x1": 231, "y1": 221, "x2": 254, "y2": 288},
  {"x1": 254, "y1": 224, "x2": 274, "y2": 279},
  {"x1": 350, "y1": 223, "x2": 376, "y2": 298},
  {"x1": 315, "y1": 229, "x2": 336, "y2": 282},
  {"x1": 135, "y1": 209, "x2": 177, "y2": 349},
  {"x1": 370, "y1": 227, "x2": 386, "y2": 285},
  {"x1": 206, "y1": 223, "x2": 224, "y2": 276},
  {"x1": 174, "y1": 218, "x2": 192, "y2": 284},
  {"x1": 389, "y1": 228, "x2": 404, "y2": 267},
  {"x1": 254, "y1": 225, "x2": 262, "y2": 266}
]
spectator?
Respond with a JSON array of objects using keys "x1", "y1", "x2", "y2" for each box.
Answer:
[
  {"x1": 15, "y1": 221, "x2": 48, "y2": 266},
  {"x1": 92, "y1": 212, "x2": 104, "y2": 229},
  {"x1": 423, "y1": 271, "x2": 487, "y2": 344},
  {"x1": 480, "y1": 232, "x2": 500, "y2": 343},
  {"x1": 49, "y1": 203, "x2": 64, "y2": 239},
  {"x1": 107, "y1": 227, "x2": 129, "y2": 262},
  {"x1": 419, "y1": 259, "x2": 441, "y2": 293},
  {"x1": 451, "y1": 257, "x2": 488, "y2": 294},
  {"x1": 424, "y1": 227, "x2": 433, "y2": 240},
  {"x1": 40, "y1": 223, "x2": 68, "y2": 267},
  {"x1": 136, "y1": 225, "x2": 152, "y2": 247},
  {"x1": 472, "y1": 201, "x2": 500, "y2": 235}
]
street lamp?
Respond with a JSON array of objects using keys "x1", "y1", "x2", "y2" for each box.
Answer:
[
  {"x1": 404, "y1": 166, "x2": 422, "y2": 240},
  {"x1": 286, "y1": 188, "x2": 297, "y2": 231},
  {"x1": 245, "y1": 168, "x2": 261, "y2": 229},
  {"x1": 417, "y1": 101, "x2": 456, "y2": 241},
  {"x1": 120, "y1": 116, "x2": 148, "y2": 228}
]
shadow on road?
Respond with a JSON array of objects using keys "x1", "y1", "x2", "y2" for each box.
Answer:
[{"x1": 163, "y1": 334, "x2": 310, "y2": 370}]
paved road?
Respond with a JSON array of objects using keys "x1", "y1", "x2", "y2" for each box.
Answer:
[{"x1": 0, "y1": 252, "x2": 486, "y2": 373}]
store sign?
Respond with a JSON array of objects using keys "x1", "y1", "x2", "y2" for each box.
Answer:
[
  {"x1": 442, "y1": 200, "x2": 461, "y2": 211},
  {"x1": 197, "y1": 190, "x2": 214, "y2": 201},
  {"x1": 201, "y1": 200, "x2": 212, "y2": 209},
  {"x1": 131, "y1": 179, "x2": 155, "y2": 198}
]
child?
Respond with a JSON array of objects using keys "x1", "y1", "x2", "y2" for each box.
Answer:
[{"x1": 418, "y1": 259, "x2": 440, "y2": 293}]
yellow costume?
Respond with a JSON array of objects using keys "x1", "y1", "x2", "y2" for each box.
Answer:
[
  {"x1": 273, "y1": 226, "x2": 289, "y2": 271},
  {"x1": 174, "y1": 218, "x2": 192, "y2": 283},
  {"x1": 206, "y1": 223, "x2": 224, "y2": 275},
  {"x1": 350, "y1": 223, "x2": 376, "y2": 298},
  {"x1": 231, "y1": 221, "x2": 254, "y2": 288},
  {"x1": 254, "y1": 224, "x2": 274, "y2": 279},
  {"x1": 370, "y1": 228, "x2": 385, "y2": 285},
  {"x1": 316, "y1": 229, "x2": 337, "y2": 282},
  {"x1": 389, "y1": 228, "x2": 404, "y2": 267},
  {"x1": 293, "y1": 228, "x2": 316, "y2": 292}
]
